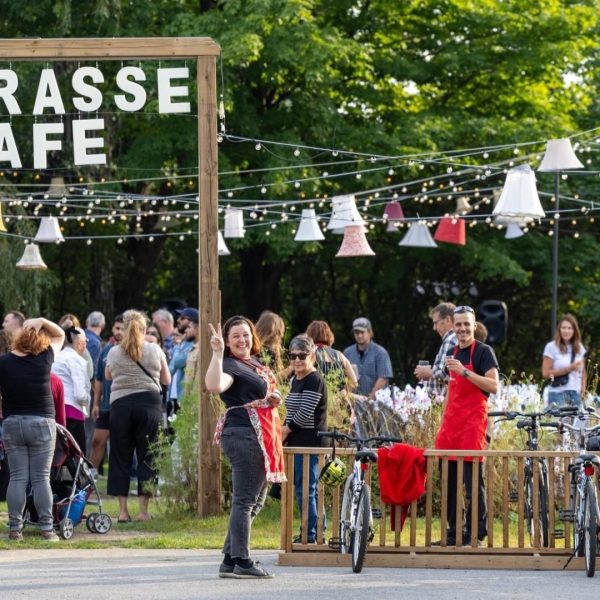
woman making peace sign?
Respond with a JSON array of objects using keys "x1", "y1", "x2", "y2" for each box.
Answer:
[{"x1": 205, "y1": 316, "x2": 285, "y2": 579}]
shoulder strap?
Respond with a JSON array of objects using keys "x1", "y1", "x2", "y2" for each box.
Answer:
[{"x1": 135, "y1": 360, "x2": 162, "y2": 393}]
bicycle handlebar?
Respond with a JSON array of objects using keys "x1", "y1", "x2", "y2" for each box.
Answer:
[
  {"x1": 317, "y1": 430, "x2": 402, "y2": 446},
  {"x1": 488, "y1": 409, "x2": 553, "y2": 419}
]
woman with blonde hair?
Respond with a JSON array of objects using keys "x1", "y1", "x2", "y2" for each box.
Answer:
[
  {"x1": 106, "y1": 310, "x2": 171, "y2": 522},
  {"x1": 0, "y1": 317, "x2": 65, "y2": 541},
  {"x1": 255, "y1": 311, "x2": 286, "y2": 374}
]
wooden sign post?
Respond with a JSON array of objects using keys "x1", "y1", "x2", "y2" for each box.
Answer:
[{"x1": 0, "y1": 37, "x2": 222, "y2": 516}]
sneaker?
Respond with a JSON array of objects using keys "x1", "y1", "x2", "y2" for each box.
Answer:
[
  {"x1": 431, "y1": 538, "x2": 456, "y2": 546},
  {"x1": 218, "y1": 562, "x2": 236, "y2": 578},
  {"x1": 41, "y1": 530, "x2": 60, "y2": 542},
  {"x1": 232, "y1": 561, "x2": 274, "y2": 579},
  {"x1": 293, "y1": 535, "x2": 316, "y2": 544},
  {"x1": 8, "y1": 531, "x2": 23, "y2": 542}
]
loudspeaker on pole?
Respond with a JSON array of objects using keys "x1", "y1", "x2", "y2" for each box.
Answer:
[{"x1": 478, "y1": 300, "x2": 508, "y2": 346}]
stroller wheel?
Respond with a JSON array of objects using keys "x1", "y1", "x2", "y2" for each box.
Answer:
[
  {"x1": 86, "y1": 513, "x2": 99, "y2": 533},
  {"x1": 94, "y1": 513, "x2": 112, "y2": 534},
  {"x1": 60, "y1": 517, "x2": 74, "y2": 540}
]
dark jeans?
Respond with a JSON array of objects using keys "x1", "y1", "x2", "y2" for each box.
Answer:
[
  {"x1": 293, "y1": 453, "x2": 325, "y2": 542},
  {"x1": 220, "y1": 426, "x2": 268, "y2": 559},
  {"x1": 2, "y1": 415, "x2": 56, "y2": 532},
  {"x1": 445, "y1": 460, "x2": 487, "y2": 542},
  {"x1": 108, "y1": 392, "x2": 162, "y2": 497}
]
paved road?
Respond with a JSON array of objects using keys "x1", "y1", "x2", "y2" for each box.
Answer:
[{"x1": 1, "y1": 549, "x2": 599, "y2": 599}]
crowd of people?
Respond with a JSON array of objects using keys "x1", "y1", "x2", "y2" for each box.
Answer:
[{"x1": 0, "y1": 305, "x2": 200, "y2": 540}]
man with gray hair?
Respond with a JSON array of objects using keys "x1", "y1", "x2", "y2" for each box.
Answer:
[
  {"x1": 85, "y1": 311, "x2": 105, "y2": 369},
  {"x1": 152, "y1": 308, "x2": 175, "y2": 360}
]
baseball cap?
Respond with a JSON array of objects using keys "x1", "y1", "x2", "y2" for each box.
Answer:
[
  {"x1": 175, "y1": 307, "x2": 199, "y2": 323},
  {"x1": 352, "y1": 317, "x2": 371, "y2": 331}
]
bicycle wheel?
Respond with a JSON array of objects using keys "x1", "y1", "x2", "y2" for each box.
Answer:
[
  {"x1": 524, "y1": 467, "x2": 548, "y2": 547},
  {"x1": 574, "y1": 480, "x2": 585, "y2": 558},
  {"x1": 538, "y1": 467, "x2": 550, "y2": 548},
  {"x1": 339, "y1": 475, "x2": 354, "y2": 554},
  {"x1": 351, "y1": 484, "x2": 371, "y2": 573},
  {"x1": 584, "y1": 480, "x2": 597, "y2": 578}
]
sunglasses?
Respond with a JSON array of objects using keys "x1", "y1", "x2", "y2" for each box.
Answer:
[
  {"x1": 290, "y1": 352, "x2": 309, "y2": 361},
  {"x1": 453, "y1": 305, "x2": 475, "y2": 315}
]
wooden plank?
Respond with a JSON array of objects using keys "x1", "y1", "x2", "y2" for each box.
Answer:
[
  {"x1": 299, "y1": 454, "x2": 309, "y2": 544},
  {"x1": 197, "y1": 54, "x2": 220, "y2": 516},
  {"x1": 563, "y1": 457, "x2": 571, "y2": 549},
  {"x1": 316, "y1": 454, "x2": 325, "y2": 544},
  {"x1": 394, "y1": 501, "x2": 401, "y2": 547},
  {"x1": 283, "y1": 453, "x2": 295, "y2": 552},
  {"x1": 409, "y1": 500, "x2": 417, "y2": 547},
  {"x1": 502, "y1": 456, "x2": 509, "y2": 547},
  {"x1": 425, "y1": 456, "x2": 434, "y2": 546},
  {"x1": 486, "y1": 456, "x2": 494, "y2": 547},
  {"x1": 0, "y1": 37, "x2": 220, "y2": 59},
  {"x1": 455, "y1": 459, "x2": 463, "y2": 547},
  {"x1": 440, "y1": 458, "x2": 448, "y2": 545},
  {"x1": 379, "y1": 499, "x2": 386, "y2": 547},
  {"x1": 532, "y1": 457, "x2": 540, "y2": 548},
  {"x1": 331, "y1": 478, "x2": 340, "y2": 547},
  {"x1": 517, "y1": 456, "x2": 524, "y2": 548},
  {"x1": 278, "y1": 551, "x2": 599, "y2": 571},
  {"x1": 426, "y1": 450, "x2": 579, "y2": 458},
  {"x1": 548, "y1": 456, "x2": 556, "y2": 548},
  {"x1": 469, "y1": 460, "x2": 479, "y2": 548}
]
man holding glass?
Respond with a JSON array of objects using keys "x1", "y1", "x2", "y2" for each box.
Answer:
[{"x1": 434, "y1": 305, "x2": 499, "y2": 547}]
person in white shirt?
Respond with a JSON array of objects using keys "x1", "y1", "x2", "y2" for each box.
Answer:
[
  {"x1": 51, "y1": 327, "x2": 91, "y2": 455},
  {"x1": 542, "y1": 313, "x2": 586, "y2": 408}
]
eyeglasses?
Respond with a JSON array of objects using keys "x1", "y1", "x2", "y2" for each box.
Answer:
[
  {"x1": 290, "y1": 352, "x2": 309, "y2": 361},
  {"x1": 453, "y1": 306, "x2": 475, "y2": 315}
]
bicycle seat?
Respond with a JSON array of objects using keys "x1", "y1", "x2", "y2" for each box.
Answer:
[{"x1": 355, "y1": 450, "x2": 378, "y2": 463}]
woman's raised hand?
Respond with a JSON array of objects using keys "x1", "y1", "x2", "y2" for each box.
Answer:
[
  {"x1": 208, "y1": 323, "x2": 225, "y2": 356},
  {"x1": 22, "y1": 317, "x2": 43, "y2": 333}
]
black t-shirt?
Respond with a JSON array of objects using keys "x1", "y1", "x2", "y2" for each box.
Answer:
[
  {"x1": 285, "y1": 371, "x2": 328, "y2": 448},
  {"x1": 221, "y1": 357, "x2": 269, "y2": 428},
  {"x1": 0, "y1": 348, "x2": 55, "y2": 419},
  {"x1": 446, "y1": 341, "x2": 499, "y2": 397}
]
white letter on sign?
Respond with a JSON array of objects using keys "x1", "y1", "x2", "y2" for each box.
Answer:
[
  {"x1": 157, "y1": 67, "x2": 190, "y2": 114},
  {"x1": 115, "y1": 66, "x2": 147, "y2": 112},
  {"x1": 33, "y1": 69, "x2": 66, "y2": 115},
  {"x1": 33, "y1": 122, "x2": 64, "y2": 169},
  {"x1": 0, "y1": 70, "x2": 21, "y2": 114},
  {"x1": 72, "y1": 66, "x2": 104, "y2": 112},
  {"x1": 0, "y1": 123, "x2": 22, "y2": 167},
  {"x1": 73, "y1": 118, "x2": 106, "y2": 165}
]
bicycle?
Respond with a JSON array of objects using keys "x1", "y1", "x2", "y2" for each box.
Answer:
[
  {"x1": 555, "y1": 406, "x2": 600, "y2": 577},
  {"x1": 317, "y1": 430, "x2": 401, "y2": 573},
  {"x1": 488, "y1": 409, "x2": 561, "y2": 547}
]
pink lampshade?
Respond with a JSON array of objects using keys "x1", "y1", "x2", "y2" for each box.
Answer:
[
  {"x1": 434, "y1": 216, "x2": 466, "y2": 246},
  {"x1": 383, "y1": 201, "x2": 404, "y2": 221},
  {"x1": 336, "y1": 225, "x2": 375, "y2": 258}
]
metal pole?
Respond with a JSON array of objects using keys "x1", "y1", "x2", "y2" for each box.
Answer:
[{"x1": 551, "y1": 171, "x2": 559, "y2": 337}]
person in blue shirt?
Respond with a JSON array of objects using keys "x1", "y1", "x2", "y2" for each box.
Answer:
[{"x1": 168, "y1": 308, "x2": 198, "y2": 413}]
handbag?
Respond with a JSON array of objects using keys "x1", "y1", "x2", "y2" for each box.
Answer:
[{"x1": 549, "y1": 348, "x2": 575, "y2": 388}]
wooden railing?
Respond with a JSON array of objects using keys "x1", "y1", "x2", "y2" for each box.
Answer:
[{"x1": 278, "y1": 447, "x2": 600, "y2": 570}]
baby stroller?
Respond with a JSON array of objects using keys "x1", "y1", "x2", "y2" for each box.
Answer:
[{"x1": 25, "y1": 424, "x2": 112, "y2": 539}]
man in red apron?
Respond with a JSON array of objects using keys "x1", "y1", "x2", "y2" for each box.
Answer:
[{"x1": 435, "y1": 305, "x2": 499, "y2": 546}]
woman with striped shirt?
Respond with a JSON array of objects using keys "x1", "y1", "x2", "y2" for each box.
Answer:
[{"x1": 282, "y1": 334, "x2": 327, "y2": 543}]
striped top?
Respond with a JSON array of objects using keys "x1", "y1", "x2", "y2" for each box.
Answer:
[{"x1": 284, "y1": 371, "x2": 327, "y2": 447}]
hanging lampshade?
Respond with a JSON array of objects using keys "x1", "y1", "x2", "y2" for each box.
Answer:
[
  {"x1": 383, "y1": 201, "x2": 404, "y2": 233},
  {"x1": 45, "y1": 176, "x2": 68, "y2": 198},
  {"x1": 218, "y1": 230, "x2": 231, "y2": 256},
  {"x1": 0, "y1": 200, "x2": 7, "y2": 233},
  {"x1": 399, "y1": 222, "x2": 438, "y2": 248},
  {"x1": 327, "y1": 195, "x2": 365, "y2": 234},
  {"x1": 294, "y1": 209, "x2": 325, "y2": 241},
  {"x1": 335, "y1": 225, "x2": 375, "y2": 257},
  {"x1": 434, "y1": 216, "x2": 466, "y2": 246},
  {"x1": 16, "y1": 243, "x2": 48, "y2": 270},
  {"x1": 224, "y1": 208, "x2": 245, "y2": 238},
  {"x1": 34, "y1": 216, "x2": 65, "y2": 243},
  {"x1": 538, "y1": 138, "x2": 584, "y2": 172},
  {"x1": 505, "y1": 223, "x2": 525, "y2": 240},
  {"x1": 456, "y1": 196, "x2": 472, "y2": 215},
  {"x1": 492, "y1": 164, "x2": 545, "y2": 225}
]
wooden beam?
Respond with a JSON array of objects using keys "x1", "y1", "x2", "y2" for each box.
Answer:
[
  {"x1": 0, "y1": 37, "x2": 220, "y2": 59},
  {"x1": 197, "y1": 53, "x2": 221, "y2": 517}
]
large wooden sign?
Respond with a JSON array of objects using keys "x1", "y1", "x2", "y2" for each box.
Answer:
[{"x1": 0, "y1": 37, "x2": 222, "y2": 516}]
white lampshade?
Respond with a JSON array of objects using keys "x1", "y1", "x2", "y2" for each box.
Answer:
[
  {"x1": 492, "y1": 164, "x2": 545, "y2": 225},
  {"x1": 218, "y1": 230, "x2": 230, "y2": 256},
  {"x1": 224, "y1": 208, "x2": 245, "y2": 238},
  {"x1": 505, "y1": 223, "x2": 525, "y2": 239},
  {"x1": 538, "y1": 138, "x2": 584, "y2": 172},
  {"x1": 34, "y1": 216, "x2": 65, "y2": 243},
  {"x1": 45, "y1": 176, "x2": 68, "y2": 198},
  {"x1": 327, "y1": 194, "x2": 365, "y2": 234},
  {"x1": 335, "y1": 225, "x2": 375, "y2": 257},
  {"x1": 399, "y1": 222, "x2": 438, "y2": 248},
  {"x1": 295, "y1": 209, "x2": 325, "y2": 241},
  {"x1": 16, "y1": 243, "x2": 48, "y2": 270},
  {"x1": 456, "y1": 196, "x2": 472, "y2": 215}
]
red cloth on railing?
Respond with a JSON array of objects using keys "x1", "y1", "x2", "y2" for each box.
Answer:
[{"x1": 377, "y1": 443, "x2": 427, "y2": 531}]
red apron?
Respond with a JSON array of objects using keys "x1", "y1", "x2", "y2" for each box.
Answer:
[{"x1": 434, "y1": 342, "x2": 487, "y2": 462}]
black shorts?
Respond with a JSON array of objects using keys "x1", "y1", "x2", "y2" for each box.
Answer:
[{"x1": 95, "y1": 411, "x2": 110, "y2": 431}]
